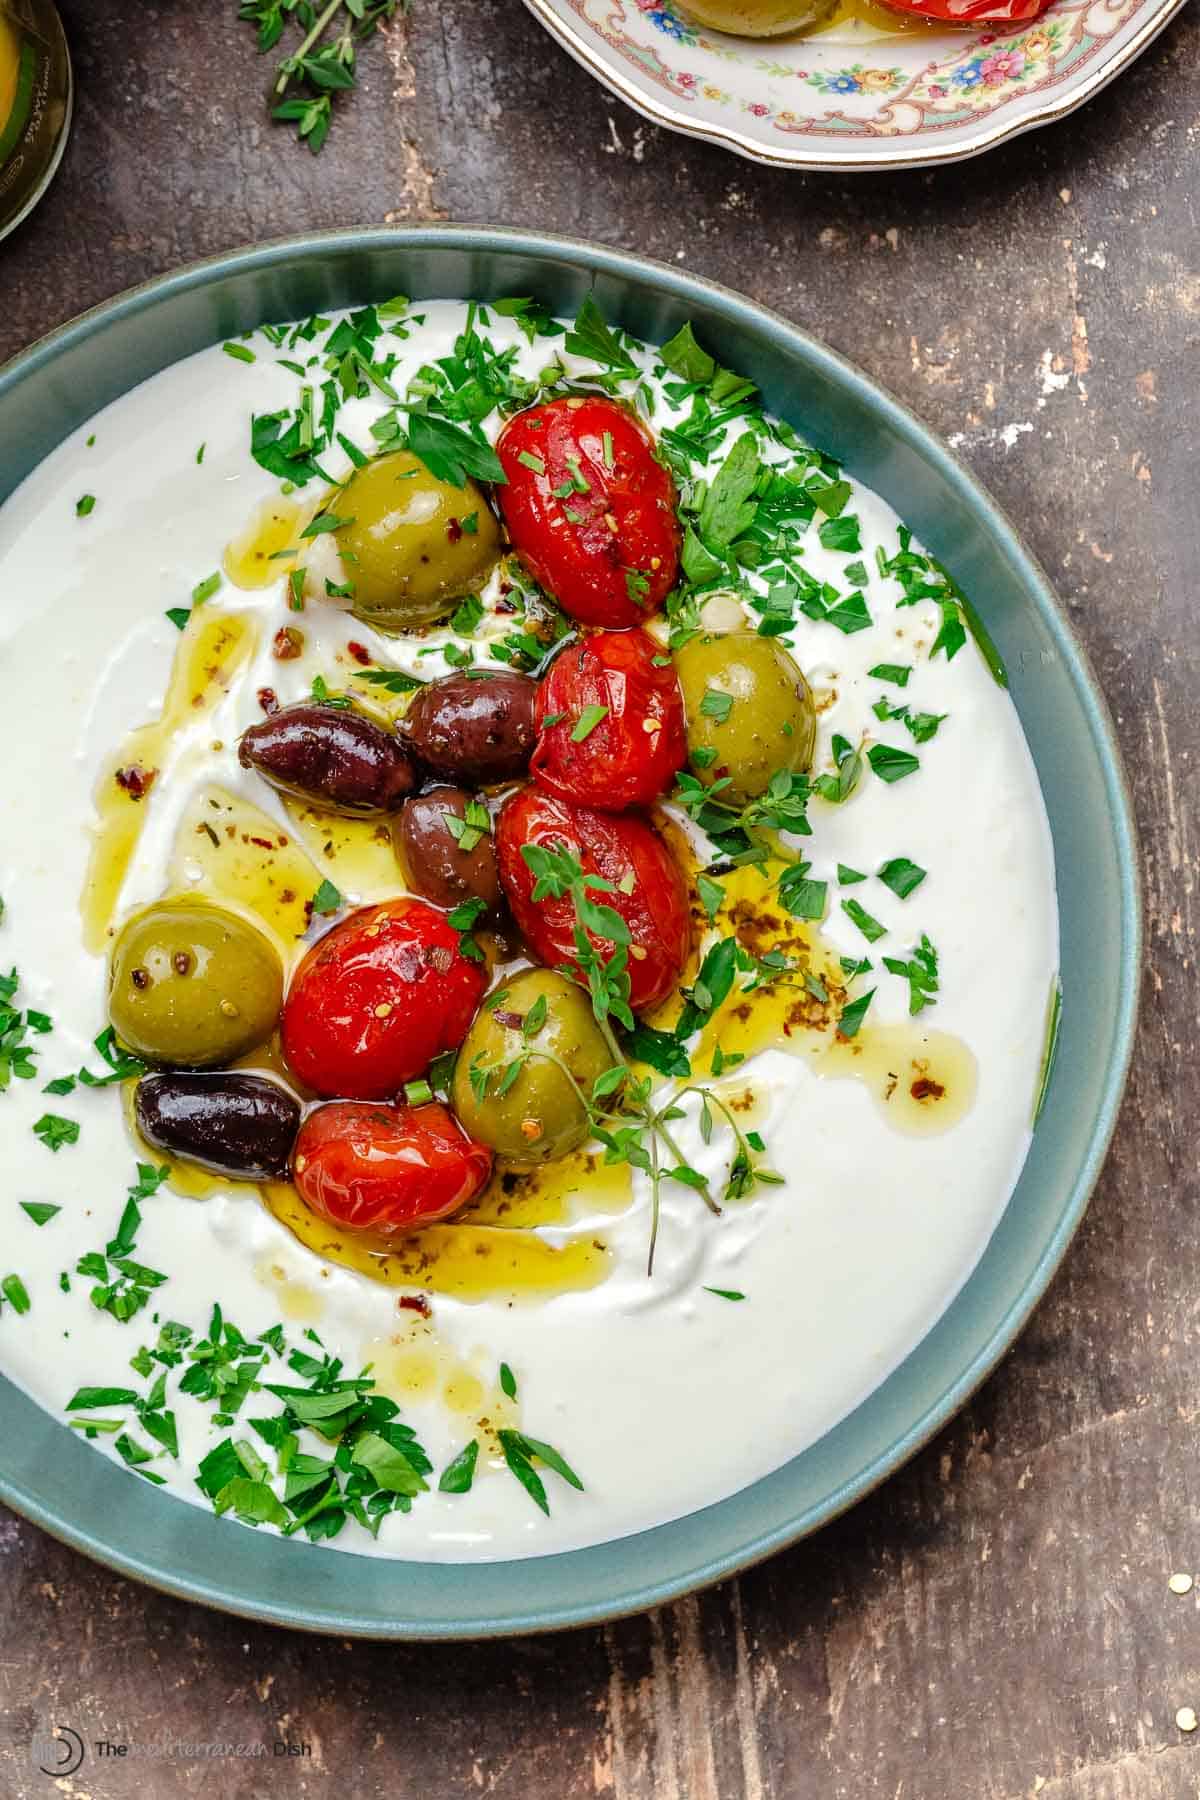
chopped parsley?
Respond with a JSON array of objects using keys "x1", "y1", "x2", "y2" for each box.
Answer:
[
  {"x1": 438, "y1": 1440, "x2": 479, "y2": 1494},
  {"x1": 883, "y1": 935, "x2": 940, "y2": 1015},
  {"x1": 19, "y1": 1202, "x2": 60, "y2": 1227},
  {"x1": 354, "y1": 666, "x2": 427, "y2": 696},
  {"x1": 75, "y1": 1172, "x2": 169, "y2": 1322},
  {"x1": 817, "y1": 512, "x2": 861, "y2": 554},
  {"x1": 813, "y1": 736, "x2": 863, "y2": 805},
  {"x1": 0, "y1": 967, "x2": 50, "y2": 1090},
  {"x1": 443, "y1": 799, "x2": 490, "y2": 854},
  {"x1": 498, "y1": 1428, "x2": 584, "y2": 1516},
  {"x1": 837, "y1": 987, "x2": 875, "y2": 1039},
  {"x1": 841, "y1": 898, "x2": 888, "y2": 944},
  {"x1": 867, "y1": 743, "x2": 921, "y2": 784},
  {"x1": 570, "y1": 703, "x2": 609, "y2": 742},
  {"x1": 33, "y1": 1113, "x2": 78, "y2": 1152},
  {"x1": 191, "y1": 571, "x2": 222, "y2": 605},
  {"x1": 1033, "y1": 977, "x2": 1062, "y2": 1125},
  {"x1": 447, "y1": 896, "x2": 488, "y2": 963},
  {"x1": 564, "y1": 295, "x2": 637, "y2": 375},
  {"x1": 700, "y1": 687, "x2": 734, "y2": 724},
  {"x1": 878, "y1": 857, "x2": 927, "y2": 900},
  {"x1": 311, "y1": 878, "x2": 343, "y2": 916},
  {"x1": 0, "y1": 1274, "x2": 30, "y2": 1315}
]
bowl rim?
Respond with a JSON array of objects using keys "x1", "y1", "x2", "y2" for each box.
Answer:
[
  {"x1": 0, "y1": 224, "x2": 1143, "y2": 1637},
  {"x1": 519, "y1": 0, "x2": 1190, "y2": 172}
]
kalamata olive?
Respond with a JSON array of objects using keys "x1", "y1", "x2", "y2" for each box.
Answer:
[
  {"x1": 393, "y1": 787, "x2": 501, "y2": 913},
  {"x1": 400, "y1": 671, "x2": 537, "y2": 785},
  {"x1": 135, "y1": 1072, "x2": 301, "y2": 1180},
  {"x1": 238, "y1": 702, "x2": 416, "y2": 816}
]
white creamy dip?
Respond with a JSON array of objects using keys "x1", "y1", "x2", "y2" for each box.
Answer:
[{"x1": 0, "y1": 301, "x2": 1058, "y2": 1560}]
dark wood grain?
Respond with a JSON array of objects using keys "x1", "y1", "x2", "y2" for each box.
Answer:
[{"x1": 1, "y1": 3, "x2": 1198, "y2": 1795}]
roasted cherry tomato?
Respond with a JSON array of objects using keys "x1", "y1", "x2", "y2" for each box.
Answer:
[
  {"x1": 531, "y1": 629, "x2": 687, "y2": 812},
  {"x1": 496, "y1": 396, "x2": 680, "y2": 629},
  {"x1": 496, "y1": 787, "x2": 691, "y2": 1015},
  {"x1": 281, "y1": 898, "x2": 485, "y2": 1100},
  {"x1": 880, "y1": 0, "x2": 1048, "y2": 18},
  {"x1": 292, "y1": 1100, "x2": 493, "y2": 1234}
]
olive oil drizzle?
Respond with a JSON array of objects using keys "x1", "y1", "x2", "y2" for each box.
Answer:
[
  {"x1": 222, "y1": 496, "x2": 309, "y2": 591},
  {"x1": 688, "y1": 864, "x2": 977, "y2": 1138},
  {"x1": 260, "y1": 1160, "x2": 617, "y2": 1304},
  {"x1": 806, "y1": 0, "x2": 936, "y2": 36},
  {"x1": 81, "y1": 611, "x2": 259, "y2": 953}
]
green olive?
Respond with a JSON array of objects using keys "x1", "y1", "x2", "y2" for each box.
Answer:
[
  {"x1": 109, "y1": 901, "x2": 284, "y2": 1069},
  {"x1": 451, "y1": 970, "x2": 612, "y2": 1164},
  {"x1": 333, "y1": 450, "x2": 500, "y2": 632},
  {"x1": 677, "y1": 0, "x2": 835, "y2": 34},
  {"x1": 675, "y1": 632, "x2": 816, "y2": 805}
]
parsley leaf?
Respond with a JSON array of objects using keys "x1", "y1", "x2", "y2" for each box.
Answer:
[
  {"x1": 841, "y1": 898, "x2": 888, "y2": 943},
  {"x1": 438, "y1": 1439, "x2": 479, "y2": 1494},
  {"x1": 33, "y1": 1113, "x2": 78, "y2": 1152},
  {"x1": 867, "y1": 744, "x2": 920, "y2": 784},
  {"x1": 564, "y1": 295, "x2": 637, "y2": 374},
  {"x1": 883, "y1": 935, "x2": 940, "y2": 1014},
  {"x1": 837, "y1": 988, "x2": 875, "y2": 1039},
  {"x1": 406, "y1": 411, "x2": 506, "y2": 488},
  {"x1": 878, "y1": 857, "x2": 927, "y2": 900}
]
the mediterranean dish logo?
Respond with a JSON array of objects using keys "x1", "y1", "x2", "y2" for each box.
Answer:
[{"x1": 29, "y1": 1723, "x2": 311, "y2": 1773}]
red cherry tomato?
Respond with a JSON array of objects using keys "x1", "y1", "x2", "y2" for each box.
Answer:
[
  {"x1": 497, "y1": 397, "x2": 680, "y2": 629},
  {"x1": 531, "y1": 629, "x2": 687, "y2": 812},
  {"x1": 292, "y1": 1100, "x2": 493, "y2": 1235},
  {"x1": 281, "y1": 898, "x2": 485, "y2": 1100},
  {"x1": 880, "y1": 0, "x2": 1047, "y2": 18},
  {"x1": 496, "y1": 787, "x2": 691, "y2": 1015}
]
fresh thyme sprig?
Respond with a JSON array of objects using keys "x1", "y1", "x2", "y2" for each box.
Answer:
[
  {"x1": 239, "y1": 0, "x2": 411, "y2": 154},
  {"x1": 466, "y1": 846, "x2": 783, "y2": 1275}
]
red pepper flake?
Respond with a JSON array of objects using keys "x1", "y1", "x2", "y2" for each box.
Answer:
[
  {"x1": 495, "y1": 596, "x2": 517, "y2": 615},
  {"x1": 115, "y1": 764, "x2": 156, "y2": 801},
  {"x1": 446, "y1": 517, "x2": 463, "y2": 545},
  {"x1": 911, "y1": 1076, "x2": 946, "y2": 1103},
  {"x1": 397, "y1": 1294, "x2": 432, "y2": 1319},
  {"x1": 346, "y1": 639, "x2": 371, "y2": 666},
  {"x1": 492, "y1": 1010, "x2": 525, "y2": 1030},
  {"x1": 272, "y1": 626, "x2": 304, "y2": 661},
  {"x1": 248, "y1": 835, "x2": 275, "y2": 851},
  {"x1": 257, "y1": 687, "x2": 280, "y2": 715}
]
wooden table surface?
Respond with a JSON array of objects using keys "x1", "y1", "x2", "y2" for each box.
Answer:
[{"x1": 1, "y1": 3, "x2": 1197, "y2": 1795}]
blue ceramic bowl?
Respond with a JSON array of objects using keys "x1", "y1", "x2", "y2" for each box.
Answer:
[{"x1": 0, "y1": 227, "x2": 1140, "y2": 1637}]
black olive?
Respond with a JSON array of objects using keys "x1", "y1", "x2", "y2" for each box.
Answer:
[
  {"x1": 238, "y1": 702, "x2": 417, "y2": 816},
  {"x1": 135, "y1": 1072, "x2": 302, "y2": 1181}
]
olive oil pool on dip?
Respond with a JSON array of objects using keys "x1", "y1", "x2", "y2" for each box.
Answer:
[{"x1": 0, "y1": 298, "x2": 1058, "y2": 1560}]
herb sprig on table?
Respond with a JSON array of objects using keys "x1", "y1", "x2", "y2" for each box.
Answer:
[{"x1": 239, "y1": 0, "x2": 412, "y2": 154}]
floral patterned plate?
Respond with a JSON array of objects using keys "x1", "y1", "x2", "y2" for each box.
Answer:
[{"x1": 522, "y1": 0, "x2": 1188, "y2": 169}]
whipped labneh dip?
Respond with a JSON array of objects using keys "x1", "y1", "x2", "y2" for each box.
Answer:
[{"x1": 0, "y1": 299, "x2": 1058, "y2": 1560}]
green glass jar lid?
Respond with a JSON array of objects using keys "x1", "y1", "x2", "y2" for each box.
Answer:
[{"x1": 0, "y1": 0, "x2": 72, "y2": 245}]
